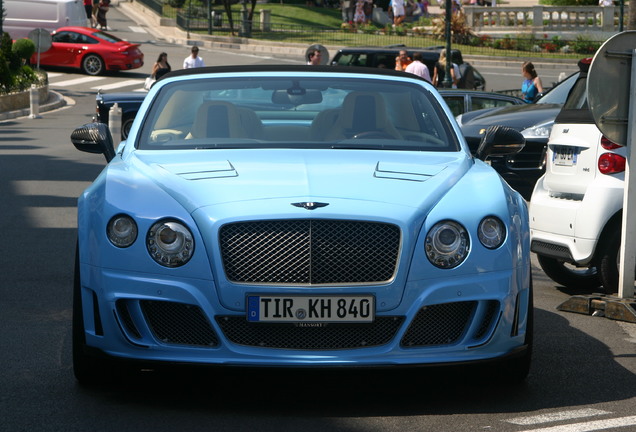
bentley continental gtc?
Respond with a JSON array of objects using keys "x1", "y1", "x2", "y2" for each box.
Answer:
[{"x1": 71, "y1": 65, "x2": 533, "y2": 384}]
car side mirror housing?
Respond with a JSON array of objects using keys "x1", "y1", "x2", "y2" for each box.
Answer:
[
  {"x1": 475, "y1": 125, "x2": 525, "y2": 160},
  {"x1": 71, "y1": 122, "x2": 116, "y2": 163}
]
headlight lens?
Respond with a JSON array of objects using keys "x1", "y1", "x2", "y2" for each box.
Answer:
[
  {"x1": 478, "y1": 216, "x2": 506, "y2": 249},
  {"x1": 107, "y1": 214, "x2": 138, "y2": 248},
  {"x1": 146, "y1": 220, "x2": 194, "y2": 267},
  {"x1": 425, "y1": 220, "x2": 469, "y2": 269},
  {"x1": 521, "y1": 121, "x2": 553, "y2": 139}
]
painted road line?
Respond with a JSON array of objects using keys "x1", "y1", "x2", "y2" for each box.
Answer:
[
  {"x1": 91, "y1": 80, "x2": 143, "y2": 91},
  {"x1": 129, "y1": 26, "x2": 147, "y2": 33},
  {"x1": 516, "y1": 416, "x2": 636, "y2": 432},
  {"x1": 50, "y1": 76, "x2": 106, "y2": 87},
  {"x1": 506, "y1": 409, "x2": 611, "y2": 425}
]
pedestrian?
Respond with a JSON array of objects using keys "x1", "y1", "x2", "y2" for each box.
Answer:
[
  {"x1": 391, "y1": 0, "x2": 406, "y2": 26},
  {"x1": 394, "y1": 50, "x2": 412, "y2": 72},
  {"x1": 183, "y1": 46, "x2": 205, "y2": 69},
  {"x1": 152, "y1": 52, "x2": 172, "y2": 80},
  {"x1": 599, "y1": 0, "x2": 612, "y2": 6},
  {"x1": 91, "y1": 0, "x2": 100, "y2": 27},
  {"x1": 405, "y1": 52, "x2": 431, "y2": 83},
  {"x1": 307, "y1": 49, "x2": 322, "y2": 65},
  {"x1": 83, "y1": 0, "x2": 93, "y2": 25},
  {"x1": 521, "y1": 61, "x2": 543, "y2": 103},
  {"x1": 432, "y1": 49, "x2": 459, "y2": 88},
  {"x1": 95, "y1": 0, "x2": 110, "y2": 30},
  {"x1": 341, "y1": 0, "x2": 354, "y2": 23}
]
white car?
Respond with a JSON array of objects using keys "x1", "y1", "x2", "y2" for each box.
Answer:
[{"x1": 529, "y1": 59, "x2": 627, "y2": 293}]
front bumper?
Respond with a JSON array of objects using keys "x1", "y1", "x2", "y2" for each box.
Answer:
[{"x1": 78, "y1": 263, "x2": 531, "y2": 367}]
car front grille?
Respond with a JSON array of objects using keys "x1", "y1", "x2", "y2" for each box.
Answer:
[
  {"x1": 216, "y1": 316, "x2": 404, "y2": 350},
  {"x1": 219, "y1": 220, "x2": 401, "y2": 285}
]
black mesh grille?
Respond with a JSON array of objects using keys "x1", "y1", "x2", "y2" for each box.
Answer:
[
  {"x1": 140, "y1": 300, "x2": 219, "y2": 347},
  {"x1": 472, "y1": 300, "x2": 500, "y2": 341},
  {"x1": 401, "y1": 301, "x2": 476, "y2": 347},
  {"x1": 216, "y1": 316, "x2": 404, "y2": 350},
  {"x1": 219, "y1": 220, "x2": 401, "y2": 284}
]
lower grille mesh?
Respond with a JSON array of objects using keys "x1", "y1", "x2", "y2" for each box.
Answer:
[
  {"x1": 401, "y1": 301, "x2": 477, "y2": 347},
  {"x1": 216, "y1": 316, "x2": 404, "y2": 350},
  {"x1": 140, "y1": 300, "x2": 219, "y2": 347}
]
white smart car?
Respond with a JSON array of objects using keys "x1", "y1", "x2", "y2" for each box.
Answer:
[{"x1": 529, "y1": 58, "x2": 628, "y2": 293}]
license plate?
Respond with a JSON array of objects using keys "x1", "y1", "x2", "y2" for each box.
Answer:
[
  {"x1": 247, "y1": 295, "x2": 375, "y2": 323},
  {"x1": 553, "y1": 146, "x2": 577, "y2": 166}
]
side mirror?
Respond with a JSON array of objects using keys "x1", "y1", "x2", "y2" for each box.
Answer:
[
  {"x1": 475, "y1": 125, "x2": 525, "y2": 161},
  {"x1": 71, "y1": 122, "x2": 115, "y2": 163}
]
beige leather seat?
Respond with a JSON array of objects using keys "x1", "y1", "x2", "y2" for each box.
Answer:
[
  {"x1": 325, "y1": 92, "x2": 402, "y2": 141},
  {"x1": 188, "y1": 101, "x2": 262, "y2": 139}
]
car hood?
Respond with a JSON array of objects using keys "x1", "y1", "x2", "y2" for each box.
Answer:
[
  {"x1": 460, "y1": 103, "x2": 562, "y2": 136},
  {"x1": 133, "y1": 149, "x2": 470, "y2": 214},
  {"x1": 128, "y1": 148, "x2": 473, "y2": 311}
]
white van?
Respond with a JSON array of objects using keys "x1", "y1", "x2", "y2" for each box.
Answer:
[{"x1": 4, "y1": 0, "x2": 89, "y2": 40}]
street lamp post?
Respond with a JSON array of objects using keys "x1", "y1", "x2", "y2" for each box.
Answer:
[{"x1": 443, "y1": 0, "x2": 453, "y2": 88}]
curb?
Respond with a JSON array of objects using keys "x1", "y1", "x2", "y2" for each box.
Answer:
[{"x1": 0, "y1": 90, "x2": 68, "y2": 121}]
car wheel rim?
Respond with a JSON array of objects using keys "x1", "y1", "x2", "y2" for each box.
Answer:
[{"x1": 85, "y1": 57, "x2": 102, "y2": 75}]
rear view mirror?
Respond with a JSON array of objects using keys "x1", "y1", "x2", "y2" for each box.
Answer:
[
  {"x1": 475, "y1": 126, "x2": 525, "y2": 160},
  {"x1": 272, "y1": 89, "x2": 323, "y2": 106},
  {"x1": 71, "y1": 122, "x2": 115, "y2": 163}
]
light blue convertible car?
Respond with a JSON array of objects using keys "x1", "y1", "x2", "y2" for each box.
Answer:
[{"x1": 71, "y1": 65, "x2": 532, "y2": 384}]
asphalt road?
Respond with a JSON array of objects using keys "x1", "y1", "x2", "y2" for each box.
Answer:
[{"x1": 0, "y1": 6, "x2": 635, "y2": 432}]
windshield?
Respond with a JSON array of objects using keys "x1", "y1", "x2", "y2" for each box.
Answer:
[
  {"x1": 137, "y1": 76, "x2": 461, "y2": 152},
  {"x1": 536, "y1": 72, "x2": 579, "y2": 105}
]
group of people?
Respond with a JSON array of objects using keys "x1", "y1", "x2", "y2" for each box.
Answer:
[
  {"x1": 83, "y1": 0, "x2": 110, "y2": 30},
  {"x1": 394, "y1": 49, "x2": 465, "y2": 88},
  {"x1": 147, "y1": 46, "x2": 207, "y2": 86},
  {"x1": 390, "y1": 0, "x2": 429, "y2": 26},
  {"x1": 341, "y1": 0, "x2": 374, "y2": 25}
]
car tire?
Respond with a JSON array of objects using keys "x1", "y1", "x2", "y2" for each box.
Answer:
[
  {"x1": 72, "y1": 244, "x2": 115, "y2": 385},
  {"x1": 537, "y1": 254, "x2": 601, "y2": 290},
  {"x1": 122, "y1": 114, "x2": 135, "y2": 140},
  {"x1": 81, "y1": 54, "x2": 105, "y2": 76},
  {"x1": 598, "y1": 227, "x2": 621, "y2": 294}
]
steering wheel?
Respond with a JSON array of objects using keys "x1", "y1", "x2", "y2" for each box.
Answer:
[{"x1": 352, "y1": 131, "x2": 395, "y2": 139}]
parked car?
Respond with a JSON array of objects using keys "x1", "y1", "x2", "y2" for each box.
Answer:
[
  {"x1": 93, "y1": 90, "x2": 146, "y2": 140},
  {"x1": 456, "y1": 71, "x2": 579, "y2": 200},
  {"x1": 30, "y1": 26, "x2": 144, "y2": 75},
  {"x1": 439, "y1": 89, "x2": 525, "y2": 117},
  {"x1": 529, "y1": 59, "x2": 628, "y2": 293},
  {"x1": 330, "y1": 45, "x2": 486, "y2": 90},
  {"x1": 70, "y1": 65, "x2": 532, "y2": 384}
]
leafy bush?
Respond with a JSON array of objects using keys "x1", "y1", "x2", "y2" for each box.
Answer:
[
  {"x1": 0, "y1": 33, "x2": 43, "y2": 94},
  {"x1": 12, "y1": 38, "x2": 36, "y2": 61},
  {"x1": 572, "y1": 34, "x2": 602, "y2": 54}
]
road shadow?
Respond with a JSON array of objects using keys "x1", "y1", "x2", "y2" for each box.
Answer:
[{"x1": 74, "y1": 307, "x2": 636, "y2": 421}]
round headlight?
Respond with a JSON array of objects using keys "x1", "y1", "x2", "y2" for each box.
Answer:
[
  {"x1": 146, "y1": 220, "x2": 194, "y2": 267},
  {"x1": 478, "y1": 216, "x2": 506, "y2": 249},
  {"x1": 107, "y1": 214, "x2": 138, "y2": 248},
  {"x1": 425, "y1": 220, "x2": 469, "y2": 269}
]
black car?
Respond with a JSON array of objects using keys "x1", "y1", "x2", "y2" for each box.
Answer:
[
  {"x1": 330, "y1": 45, "x2": 486, "y2": 90},
  {"x1": 93, "y1": 90, "x2": 146, "y2": 140},
  {"x1": 439, "y1": 89, "x2": 524, "y2": 117},
  {"x1": 456, "y1": 71, "x2": 579, "y2": 200}
]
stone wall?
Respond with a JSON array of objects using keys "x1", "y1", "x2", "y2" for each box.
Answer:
[{"x1": 0, "y1": 85, "x2": 49, "y2": 113}]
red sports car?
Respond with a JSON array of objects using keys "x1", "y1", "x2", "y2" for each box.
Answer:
[{"x1": 31, "y1": 26, "x2": 144, "y2": 76}]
